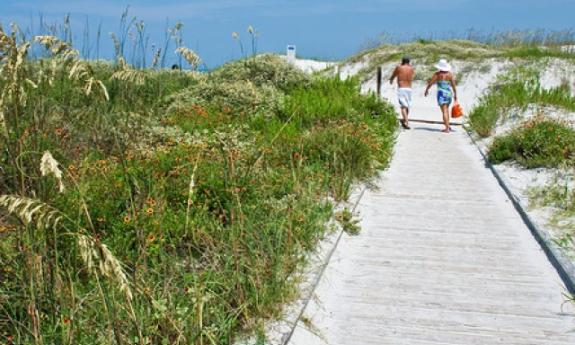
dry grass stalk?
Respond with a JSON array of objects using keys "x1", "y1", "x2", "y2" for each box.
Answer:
[
  {"x1": 33, "y1": 35, "x2": 110, "y2": 101},
  {"x1": 40, "y1": 151, "x2": 65, "y2": 192},
  {"x1": 184, "y1": 163, "x2": 198, "y2": 236},
  {"x1": 175, "y1": 47, "x2": 202, "y2": 70},
  {"x1": 110, "y1": 69, "x2": 146, "y2": 86},
  {"x1": 110, "y1": 55, "x2": 147, "y2": 85},
  {"x1": 0, "y1": 25, "x2": 33, "y2": 114},
  {"x1": 151, "y1": 48, "x2": 162, "y2": 69},
  {"x1": 34, "y1": 35, "x2": 79, "y2": 60},
  {"x1": 0, "y1": 195, "x2": 63, "y2": 228},
  {"x1": 0, "y1": 99, "x2": 6, "y2": 135},
  {"x1": 69, "y1": 61, "x2": 109, "y2": 100},
  {"x1": 77, "y1": 234, "x2": 133, "y2": 301}
]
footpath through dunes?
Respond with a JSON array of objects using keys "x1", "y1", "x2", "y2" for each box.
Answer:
[
  {"x1": 285, "y1": 60, "x2": 575, "y2": 344},
  {"x1": 288, "y1": 122, "x2": 575, "y2": 345}
]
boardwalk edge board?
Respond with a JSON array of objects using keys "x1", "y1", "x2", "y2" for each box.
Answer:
[
  {"x1": 465, "y1": 127, "x2": 575, "y2": 295},
  {"x1": 258, "y1": 185, "x2": 368, "y2": 345}
]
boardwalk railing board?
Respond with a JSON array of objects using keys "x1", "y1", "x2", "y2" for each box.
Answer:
[{"x1": 376, "y1": 66, "x2": 383, "y2": 100}]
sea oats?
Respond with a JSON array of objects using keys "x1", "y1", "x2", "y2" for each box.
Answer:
[
  {"x1": 175, "y1": 47, "x2": 202, "y2": 70},
  {"x1": 111, "y1": 69, "x2": 146, "y2": 86},
  {"x1": 68, "y1": 61, "x2": 109, "y2": 101},
  {"x1": 69, "y1": 60, "x2": 91, "y2": 80},
  {"x1": 15, "y1": 42, "x2": 30, "y2": 70},
  {"x1": 110, "y1": 32, "x2": 121, "y2": 60},
  {"x1": 25, "y1": 79, "x2": 38, "y2": 89},
  {"x1": 96, "y1": 80, "x2": 109, "y2": 101},
  {"x1": 40, "y1": 151, "x2": 65, "y2": 193},
  {"x1": 84, "y1": 77, "x2": 94, "y2": 96},
  {"x1": 34, "y1": 35, "x2": 78, "y2": 59},
  {"x1": 151, "y1": 48, "x2": 162, "y2": 69},
  {"x1": 0, "y1": 195, "x2": 63, "y2": 229},
  {"x1": 173, "y1": 21, "x2": 184, "y2": 32},
  {"x1": 0, "y1": 195, "x2": 133, "y2": 301},
  {"x1": 78, "y1": 234, "x2": 133, "y2": 301},
  {"x1": 0, "y1": 108, "x2": 5, "y2": 134}
]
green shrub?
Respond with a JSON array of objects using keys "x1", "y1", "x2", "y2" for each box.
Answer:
[
  {"x1": 283, "y1": 78, "x2": 357, "y2": 127},
  {"x1": 282, "y1": 77, "x2": 396, "y2": 129},
  {"x1": 211, "y1": 54, "x2": 310, "y2": 91},
  {"x1": 505, "y1": 46, "x2": 575, "y2": 60},
  {"x1": 166, "y1": 79, "x2": 283, "y2": 118},
  {"x1": 302, "y1": 122, "x2": 378, "y2": 199},
  {"x1": 528, "y1": 176, "x2": 575, "y2": 253},
  {"x1": 488, "y1": 117, "x2": 575, "y2": 168}
]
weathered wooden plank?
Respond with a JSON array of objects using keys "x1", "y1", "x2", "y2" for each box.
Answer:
[{"x1": 288, "y1": 123, "x2": 575, "y2": 345}]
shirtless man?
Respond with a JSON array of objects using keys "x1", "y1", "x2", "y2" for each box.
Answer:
[{"x1": 389, "y1": 56, "x2": 415, "y2": 129}]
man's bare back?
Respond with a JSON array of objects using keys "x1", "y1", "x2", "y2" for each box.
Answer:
[{"x1": 390, "y1": 64, "x2": 414, "y2": 88}]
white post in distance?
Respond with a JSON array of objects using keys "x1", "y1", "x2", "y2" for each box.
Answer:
[{"x1": 286, "y1": 45, "x2": 296, "y2": 63}]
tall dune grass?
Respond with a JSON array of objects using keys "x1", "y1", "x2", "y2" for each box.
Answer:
[
  {"x1": 347, "y1": 29, "x2": 575, "y2": 82},
  {"x1": 468, "y1": 66, "x2": 575, "y2": 137},
  {"x1": 0, "y1": 18, "x2": 398, "y2": 345}
]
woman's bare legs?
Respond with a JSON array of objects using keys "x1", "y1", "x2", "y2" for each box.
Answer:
[{"x1": 440, "y1": 104, "x2": 450, "y2": 132}]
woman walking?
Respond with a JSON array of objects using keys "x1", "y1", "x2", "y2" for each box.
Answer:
[{"x1": 425, "y1": 59, "x2": 458, "y2": 133}]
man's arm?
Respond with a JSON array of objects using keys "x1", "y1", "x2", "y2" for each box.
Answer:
[{"x1": 389, "y1": 66, "x2": 398, "y2": 85}]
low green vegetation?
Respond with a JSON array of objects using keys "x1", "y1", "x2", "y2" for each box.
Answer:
[
  {"x1": 335, "y1": 208, "x2": 361, "y2": 235},
  {"x1": 529, "y1": 177, "x2": 575, "y2": 253},
  {"x1": 504, "y1": 46, "x2": 575, "y2": 60},
  {"x1": 488, "y1": 117, "x2": 575, "y2": 168},
  {"x1": 468, "y1": 66, "x2": 575, "y2": 137},
  {"x1": 0, "y1": 24, "x2": 397, "y2": 345}
]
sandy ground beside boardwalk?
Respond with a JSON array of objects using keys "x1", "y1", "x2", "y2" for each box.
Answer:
[{"x1": 282, "y1": 56, "x2": 335, "y2": 73}]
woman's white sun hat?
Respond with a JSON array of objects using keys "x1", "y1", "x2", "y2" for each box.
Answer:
[{"x1": 435, "y1": 59, "x2": 452, "y2": 72}]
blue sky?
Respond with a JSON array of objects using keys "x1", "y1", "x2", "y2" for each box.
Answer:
[{"x1": 1, "y1": 0, "x2": 574, "y2": 68}]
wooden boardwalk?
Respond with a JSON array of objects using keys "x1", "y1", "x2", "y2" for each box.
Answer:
[{"x1": 288, "y1": 124, "x2": 575, "y2": 345}]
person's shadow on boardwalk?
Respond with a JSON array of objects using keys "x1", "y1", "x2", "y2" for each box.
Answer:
[{"x1": 412, "y1": 126, "x2": 457, "y2": 133}]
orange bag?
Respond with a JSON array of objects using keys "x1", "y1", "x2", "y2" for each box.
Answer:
[{"x1": 451, "y1": 102, "x2": 464, "y2": 118}]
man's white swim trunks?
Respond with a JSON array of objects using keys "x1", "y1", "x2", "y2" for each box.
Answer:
[{"x1": 397, "y1": 87, "x2": 412, "y2": 108}]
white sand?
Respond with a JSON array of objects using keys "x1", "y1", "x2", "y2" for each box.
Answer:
[
  {"x1": 282, "y1": 56, "x2": 336, "y2": 74},
  {"x1": 561, "y1": 45, "x2": 575, "y2": 54},
  {"x1": 339, "y1": 57, "x2": 370, "y2": 80},
  {"x1": 540, "y1": 58, "x2": 575, "y2": 96}
]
